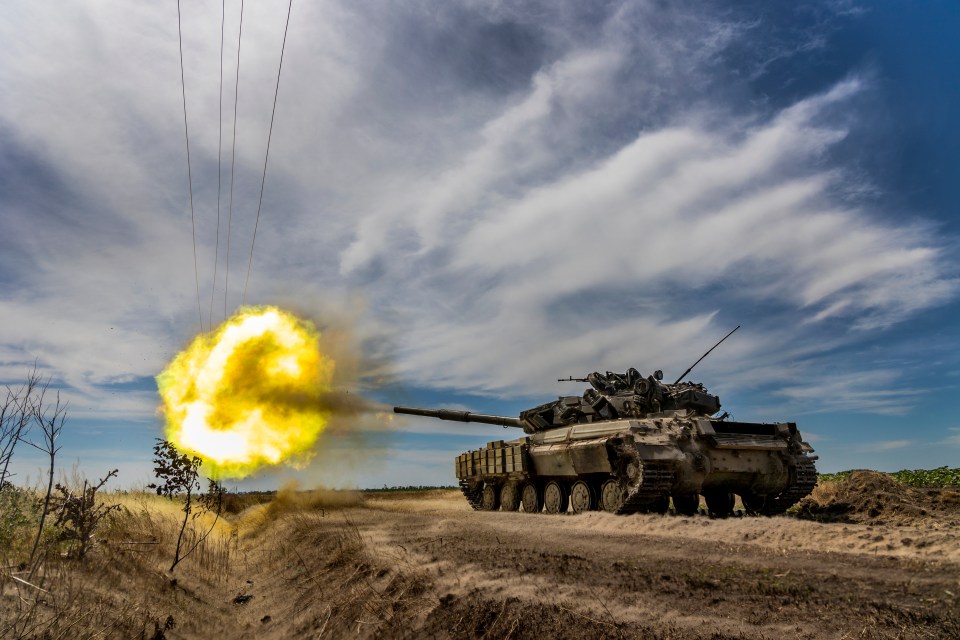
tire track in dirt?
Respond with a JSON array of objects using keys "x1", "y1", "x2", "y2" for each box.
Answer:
[{"x1": 353, "y1": 500, "x2": 960, "y2": 639}]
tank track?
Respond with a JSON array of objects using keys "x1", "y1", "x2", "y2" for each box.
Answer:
[
  {"x1": 459, "y1": 479, "x2": 484, "y2": 510},
  {"x1": 757, "y1": 458, "x2": 817, "y2": 515},
  {"x1": 616, "y1": 460, "x2": 675, "y2": 515}
]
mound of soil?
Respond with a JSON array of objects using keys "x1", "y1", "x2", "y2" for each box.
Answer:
[{"x1": 795, "y1": 470, "x2": 960, "y2": 526}]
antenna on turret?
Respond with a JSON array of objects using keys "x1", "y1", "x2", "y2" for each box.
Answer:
[{"x1": 673, "y1": 325, "x2": 740, "y2": 385}]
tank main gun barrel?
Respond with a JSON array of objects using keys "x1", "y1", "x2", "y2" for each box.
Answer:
[{"x1": 393, "y1": 406, "x2": 523, "y2": 428}]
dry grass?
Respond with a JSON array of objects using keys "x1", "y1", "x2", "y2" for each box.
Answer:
[
  {"x1": 1, "y1": 489, "x2": 240, "y2": 639},
  {"x1": 363, "y1": 488, "x2": 465, "y2": 514},
  {"x1": 0, "y1": 484, "x2": 430, "y2": 639},
  {"x1": 806, "y1": 478, "x2": 841, "y2": 505}
]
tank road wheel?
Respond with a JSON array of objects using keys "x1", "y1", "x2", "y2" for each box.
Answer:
[
  {"x1": 544, "y1": 481, "x2": 569, "y2": 514},
  {"x1": 521, "y1": 482, "x2": 543, "y2": 514},
  {"x1": 705, "y1": 491, "x2": 734, "y2": 518},
  {"x1": 672, "y1": 493, "x2": 699, "y2": 516},
  {"x1": 600, "y1": 479, "x2": 624, "y2": 513},
  {"x1": 741, "y1": 493, "x2": 766, "y2": 516},
  {"x1": 618, "y1": 454, "x2": 642, "y2": 490},
  {"x1": 481, "y1": 484, "x2": 500, "y2": 511},
  {"x1": 569, "y1": 481, "x2": 596, "y2": 514},
  {"x1": 500, "y1": 483, "x2": 521, "y2": 512}
]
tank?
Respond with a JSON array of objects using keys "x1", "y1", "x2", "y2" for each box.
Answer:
[{"x1": 393, "y1": 367, "x2": 817, "y2": 517}]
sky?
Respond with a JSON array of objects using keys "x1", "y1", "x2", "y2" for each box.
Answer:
[{"x1": 2, "y1": 0, "x2": 959, "y2": 490}]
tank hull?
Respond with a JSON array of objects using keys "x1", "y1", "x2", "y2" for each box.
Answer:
[{"x1": 455, "y1": 411, "x2": 816, "y2": 516}]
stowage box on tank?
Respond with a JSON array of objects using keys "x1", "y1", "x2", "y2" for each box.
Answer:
[{"x1": 394, "y1": 366, "x2": 817, "y2": 516}]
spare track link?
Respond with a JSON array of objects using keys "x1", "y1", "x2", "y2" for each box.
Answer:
[
  {"x1": 759, "y1": 458, "x2": 817, "y2": 515},
  {"x1": 616, "y1": 460, "x2": 675, "y2": 515},
  {"x1": 459, "y1": 479, "x2": 484, "y2": 510}
]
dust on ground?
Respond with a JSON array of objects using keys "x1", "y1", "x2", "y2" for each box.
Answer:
[{"x1": 4, "y1": 474, "x2": 959, "y2": 639}]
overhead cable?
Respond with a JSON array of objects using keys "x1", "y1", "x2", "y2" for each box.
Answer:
[
  {"x1": 224, "y1": 0, "x2": 244, "y2": 318},
  {"x1": 208, "y1": 0, "x2": 227, "y2": 328},
  {"x1": 177, "y1": 0, "x2": 204, "y2": 333},
  {"x1": 242, "y1": 0, "x2": 294, "y2": 305}
]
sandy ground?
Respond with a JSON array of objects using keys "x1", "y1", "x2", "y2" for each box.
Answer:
[
  {"x1": 4, "y1": 483, "x2": 958, "y2": 639},
  {"x1": 228, "y1": 489, "x2": 959, "y2": 639}
]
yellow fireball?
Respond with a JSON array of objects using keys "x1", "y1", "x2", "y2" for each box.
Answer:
[{"x1": 156, "y1": 306, "x2": 334, "y2": 478}]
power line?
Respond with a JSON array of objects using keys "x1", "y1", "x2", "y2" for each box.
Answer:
[
  {"x1": 242, "y1": 0, "x2": 294, "y2": 306},
  {"x1": 177, "y1": 0, "x2": 204, "y2": 333},
  {"x1": 208, "y1": 0, "x2": 226, "y2": 329},
  {"x1": 224, "y1": 0, "x2": 244, "y2": 318}
]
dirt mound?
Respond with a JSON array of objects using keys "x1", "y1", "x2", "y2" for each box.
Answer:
[{"x1": 796, "y1": 470, "x2": 960, "y2": 526}]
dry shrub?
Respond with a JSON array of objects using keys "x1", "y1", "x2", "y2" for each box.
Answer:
[
  {"x1": 1, "y1": 490, "x2": 239, "y2": 639},
  {"x1": 84, "y1": 491, "x2": 236, "y2": 585}
]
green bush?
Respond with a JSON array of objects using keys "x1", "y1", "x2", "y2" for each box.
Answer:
[
  {"x1": 0, "y1": 483, "x2": 39, "y2": 557},
  {"x1": 818, "y1": 466, "x2": 960, "y2": 488},
  {"x1": 891, "y1": 466, "x2": 960, "y2": 488}
]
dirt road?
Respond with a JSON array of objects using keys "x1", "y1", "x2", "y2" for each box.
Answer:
[{"x1": 232, "y1": 490, "x2": 960, "y2": 639}]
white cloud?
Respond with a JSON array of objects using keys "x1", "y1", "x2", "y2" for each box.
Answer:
[
  {"x1": 771, "y1": 370, "x2": 925, "y2": 416},
  {"x1": 0, "y1": 0, "x2": 955, "y2": 436},
  {"x1": 856, "y1": 439, "x2": 913, "y2": 453}
]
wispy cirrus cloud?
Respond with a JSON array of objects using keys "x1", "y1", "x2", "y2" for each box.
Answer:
[
  {"x1": 856, "y1": 439, "x2": 913, "y2": 453},
  {"x1": 0, "y1": 0, "x2": 956, "y2": 452}
]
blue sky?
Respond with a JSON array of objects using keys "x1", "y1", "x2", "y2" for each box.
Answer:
[{"x1": 2, "y1": 1, "x2": 958, "y2": 489}]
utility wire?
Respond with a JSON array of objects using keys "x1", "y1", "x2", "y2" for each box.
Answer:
[
  {"x1": 177, "y1": 0, "x2": 204, "y2": 334},
  {"x1": 224, "y1": 0, "x2": 244, "y2": 317},
  {"x1": 208, "y1": 0, "x2": 226, "y2": 328},
  {"x1": 242, "y1": 0, "x2": 294, "y2": 305}
]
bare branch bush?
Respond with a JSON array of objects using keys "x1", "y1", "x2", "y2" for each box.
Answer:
[
  {"x1": 22, "y1": 383, "x2": 67, "y2": 571},
  {"x1": 148, "y1": 439, "x2": 225, "y2": 572},
  {"x1": 0, "y1": 364, "x2": 41, "y2": 488},
  {"x1": 51, "y1": 469, "x2": 122, "y2": 559}
]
